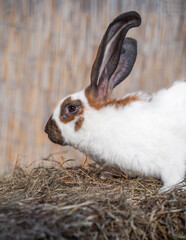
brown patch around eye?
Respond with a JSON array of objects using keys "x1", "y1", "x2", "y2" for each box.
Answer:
[
  {"x1": 75, "y1": 116, "x2": 84, "y2": 131},
  {"x1": 60, "y1": 97, "x2": 84, "y2": 124}
]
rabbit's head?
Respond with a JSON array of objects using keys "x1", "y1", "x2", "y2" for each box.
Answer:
[{"x1": 45, "y1": 11, "x2": 141, "y2": 147}]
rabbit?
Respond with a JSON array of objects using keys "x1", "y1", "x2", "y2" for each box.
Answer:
[{"x1": 45, "y1": 11, "x2": 186, "y2": 194}]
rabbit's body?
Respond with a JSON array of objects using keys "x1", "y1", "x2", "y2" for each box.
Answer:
[
  {"x1": 45, "y1": 12, "x2": 186, "y2": 193},
  {"x1": 53, "y1": 82, "x2": 186, "y2": 193}
]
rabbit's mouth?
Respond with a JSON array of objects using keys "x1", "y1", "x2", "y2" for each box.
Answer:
[{"x1": 45, "y1": 116, "x2": 67, "y2": 146}]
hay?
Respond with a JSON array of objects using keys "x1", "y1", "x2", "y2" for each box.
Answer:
[{"x1": 0, "y1": 163, "x2": 185, "y2": 240}]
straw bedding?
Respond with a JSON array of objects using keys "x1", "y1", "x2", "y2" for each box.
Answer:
[{"x1": 0, "y1": 162, "x2": 185, "y2": 240}]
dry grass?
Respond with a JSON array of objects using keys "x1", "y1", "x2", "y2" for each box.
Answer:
[{"x1": 0, "y1": 162, "x2": 185, "y2": 240}]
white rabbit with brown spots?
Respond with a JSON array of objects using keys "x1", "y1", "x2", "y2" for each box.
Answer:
[{"x1": 45, "y1": 11, "x2": 186, "y2": 194}]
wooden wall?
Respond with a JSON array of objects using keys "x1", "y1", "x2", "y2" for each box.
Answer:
[{"x1": 0, "y1": 0, "x2": 185, "y2": 175}]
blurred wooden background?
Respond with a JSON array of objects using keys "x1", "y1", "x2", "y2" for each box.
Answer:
[{"x1": 0, "y1": 0, "x2": 185, "y2": 175}]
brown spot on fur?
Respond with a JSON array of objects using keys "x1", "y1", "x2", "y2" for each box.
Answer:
[
  {"x1": 75, "y1": 117, "x2": 84, "y2": 131},
  {"x1": 107, "y1": 95, "x2": 141, "y2": 108},
  {"x1": 60, "y1": 97, "x2": 84, "y2": 124},
  {"x1": 85, "y1": 88, "x2": 140, "y2": 110},
  {"x1": 85, "y1": 88, "x2": 104, "y2": 110}
]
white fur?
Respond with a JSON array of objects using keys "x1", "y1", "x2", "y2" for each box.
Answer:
[{"x1": 53, "y1": 82, "x2": 186, "y2": 193}]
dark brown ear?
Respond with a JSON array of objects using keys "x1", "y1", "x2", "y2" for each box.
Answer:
[
  {"x1": 87, "y1": 11, "x2": 141, "y2": 101},
  {"x1": 108, "y1": 37, "x2": 137, "y2": 90}
]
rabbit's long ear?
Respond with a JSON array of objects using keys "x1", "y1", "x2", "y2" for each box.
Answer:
[{"x1": 87, "y1": 11, "x2": 141, "y2": 102}]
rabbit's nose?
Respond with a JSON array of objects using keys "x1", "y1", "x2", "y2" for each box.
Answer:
[
  {"x1": 45, "y1": 116, "x2": 66, "y2": 146},
  {"x1": 45, "y1": 115, "x2": 53, "y2": 134}
]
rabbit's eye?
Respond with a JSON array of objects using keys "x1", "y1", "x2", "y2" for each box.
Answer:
[
  {"x1": 60, "y1": 98, "x2": 83, "y2": 121},
  {"x1": 67, "y1": 105, "x2": 77, "y2": 113}
]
